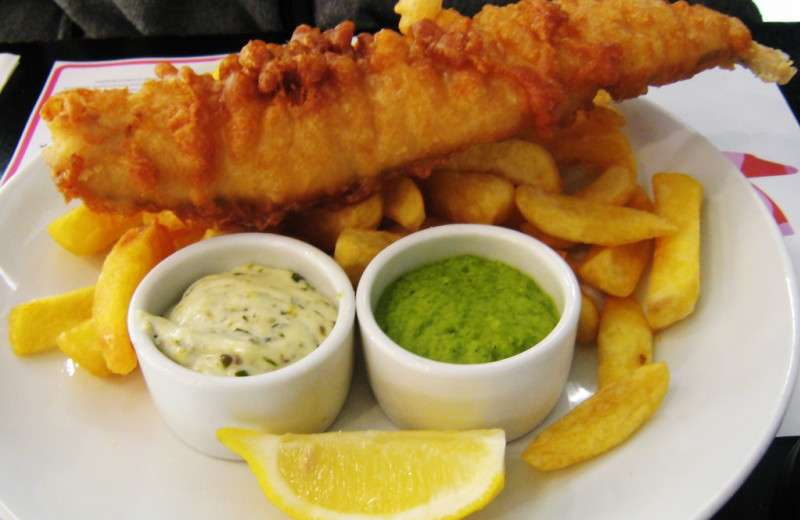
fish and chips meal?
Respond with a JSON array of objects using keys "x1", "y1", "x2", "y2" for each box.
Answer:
[{"x1": 5, "y1": 0, "x2": 796, "y2": 517}]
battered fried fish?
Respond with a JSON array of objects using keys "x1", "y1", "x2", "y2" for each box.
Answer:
[{"x1": 41, "y1": 0, "x2": 794, "y2": 229}]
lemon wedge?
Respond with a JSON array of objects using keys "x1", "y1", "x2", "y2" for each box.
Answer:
[{"x1": 217, "y1": 428, "x2": 506, "y2": 520}]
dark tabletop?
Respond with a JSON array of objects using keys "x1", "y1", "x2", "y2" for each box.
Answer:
[{"x1": 1, "y1": 19, "x2": 798, "y2": 520}]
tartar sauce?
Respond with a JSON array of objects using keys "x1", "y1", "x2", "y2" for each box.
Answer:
[{"x1": 139, "y1": 264, "x2": 338, "y2": 377}]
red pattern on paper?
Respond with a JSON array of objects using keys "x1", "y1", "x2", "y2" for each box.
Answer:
[
  {"x1": 724, "y1": 151, "x2": 799, "y2": 178},
  {"x1": 724, "y1": 151, "x2": 796, "y2": 236}
]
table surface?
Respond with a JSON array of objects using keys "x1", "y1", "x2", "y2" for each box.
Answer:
[{"x1": 1, "y1": 20, "x2": 798, "y2": 520}]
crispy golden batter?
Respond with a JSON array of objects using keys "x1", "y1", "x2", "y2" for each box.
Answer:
[{"x1": 41, "y1": 0, "x2": 794, "y2": 229}]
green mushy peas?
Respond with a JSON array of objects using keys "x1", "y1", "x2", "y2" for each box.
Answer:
[{"x1": 374, "y1": 254, "x2": 559, "y2": 364}]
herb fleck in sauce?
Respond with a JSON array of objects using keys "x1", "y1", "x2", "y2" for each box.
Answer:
[{"x1": 140, "y1": 264, "x2": 338, "y2": 376}]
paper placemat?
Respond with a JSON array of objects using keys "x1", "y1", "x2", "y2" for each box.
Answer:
[{"x1": 0, "y1": 53, "x2": 20, "y2": 93}]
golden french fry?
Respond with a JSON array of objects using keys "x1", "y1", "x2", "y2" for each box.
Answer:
[
  {"x1": 94, "y1": 223, "x2": 175, "y2": 375},
  {"x1": 597, "y1": 296, "x2": 653, "y2": 388},
  {"x1": 626, "y1": 185, "x2": 655, "y2": 213},
  {"x1": 439, "y1": 139, "x2": 561, "y2": 191},
  {"x1": 578, "y1": 240, "x2": 653, "y2": 297},
  {"x1": 395, "y1": 0, "x2": 440, "y2": 34},
  {"x1": 143, "y1": 211, "x2": 212, "y2": 249},
  {"x1": 519, "y1": 221, "x2": 577, "y2": 251},
  {"x1": 646, "y1": 173, "x2": 703, "y2": 330},
  {"x1": 591, "y1": 90, "x2": 617, "y2": 111},
  {"x1": 576, "y1": 185, "x2": 655, "y2": 296},
  {"x1": 334, "y1": 228, "x2": 405, "y2": 286},
  {"x1": 576, "y1": 291, "x2": 600, "y2": 344},
  {"x1": 515, "y1": 185, "x2": 676, "y2": 246},
  {"x1": 288, "y1": 193, "x2": 384, "y2": 251},
  {"x1": 545, "y1": 105, "x2": 635, "y2": 173},
  {"x1": 522, "y1": 362, "x2": 669, "y2": 471},
  {"x1": 423, "y1": 170, "x2": 515, "y2": 225},
  {"x1": 420, "y1": 215, "x2": 451, "y2": 229},
  {"x1": 202, "y1": 226, "x2": 246, "y2": 240},
  {"x1": 143, "y1": 210, "x2": 183, "y2": 231},
  {"x1": 56, "y1": 319, "x2": 112, "y2": 378},
  {"x1": 8, "y1": 285, "x2": 95, "y2": 356},
  {"x1": 382, "y1": 176, "x2": 426, "y2": 231},
  {"x1": 576, "y1": 164, "x2": 638, "y2": 206},
  {"x1": 47, "y1": 205, "x2": 142, "y2": 256},
  {"x1": 169, "y1": 227, "x2": 210, "y2": 250}
]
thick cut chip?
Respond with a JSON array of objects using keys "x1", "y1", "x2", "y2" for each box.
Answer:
[
  {"x1": 519, "y1": 221, "x2": 577, "y2": 251},
  {"x1": 169, "y1": 226, "x2": 211, "y2": 250},
  {"x1": 550, "y1": 130, "x2": 636, "y2": 175},
  {"x1": 218, "y1": 428, "x2": 506, "y2": 520},
  {"x1": 142, "y1": 210, "x2": 185, "y2": 231},
  {"x1": 47, "y1": 204, "x2": 142, "y2": 256},
  {"x1": 202, "y1": 227, "x2": 241, "y2": 240},
  {"x1": 577, "y1": 185, "x2": 655, "y2": 296},
  {"x1": 544, "y1": 104, "x2": 633, "y2": 172},
  {"x1": 334, "y1": 228, "x2": 405, "y2": 286},
  {"x1": 395, "y1": 0, "x2": 442, "y2": 34},
  {"x1": 56, "y1": 319, "x2": 112, "y2": 378},
  {"x1": 143, "y1": 210, "x2": 209, "y2": 249},
  {"x1": 578, "y1": 239, "x2": 653, "y2": 297},
  {"x1": 423, "y1": 170, "x2": 515, "y2": 225},
  {"x1": 646, "y1": 173, "x2": 703, "y2": 330},
  {"x1": 625, "y1": 185, "x2": 655, "y2": 213},
  {"x1": 93, "y1": 223, "x2": 175, "y2": 375},
  {"x1": 576, "y1": 291, "x2": 600, "y2": 344},
  {"x1": 597, "y1": 296, "x2": 653, "y2": 387},
  {"x1": 8, "y1": 285, "x2": 94, "y2": 356},
  {"x1": 575, "y1": 164, "x2": 637, "y2": 206},
  {"x1": 439, "y1": 139, "x2": 561, "y2": 191},
  {"x1": 288, "y1": 193, "x2": 384, "y2": 251},
  {"x1": 515, "y1": 185, "x2": 676, "y2": 246},
  {"x1": 382, "y1": 176, "x2": 426, "y2": 231},
  {"x1": 522, "y1": 362, "x2": 669, "y2": 471}
]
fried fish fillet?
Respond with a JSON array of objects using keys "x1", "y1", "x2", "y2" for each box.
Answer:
[{"x1": 41, "y1": 0, "x2": 794, "y2": 229}]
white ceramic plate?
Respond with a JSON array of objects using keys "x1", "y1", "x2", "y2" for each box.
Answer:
[{"x1": 0, "y1": 99, "x2": 797, "y2": 520}]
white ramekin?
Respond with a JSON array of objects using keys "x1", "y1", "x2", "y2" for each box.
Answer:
[
  {"x1": 128, "y1": 233, "x2": 355, "y2": 459},
  {"x1": 356, "y1": 224, "x2": 580, "y2": 441}
]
